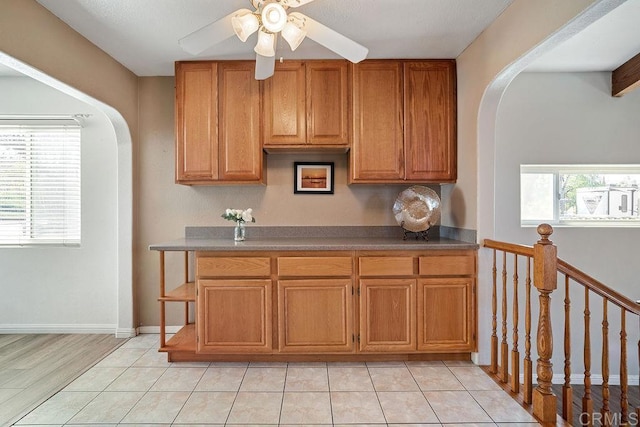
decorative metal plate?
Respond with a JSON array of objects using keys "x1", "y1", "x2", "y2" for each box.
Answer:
[{"x1": 392, "y1": 186, "x2": 441, "y2": 232}]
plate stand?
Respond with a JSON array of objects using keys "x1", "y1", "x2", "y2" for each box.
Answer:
[{"x1": 400, "y1": 222, "x2": 430, "y2": 241}]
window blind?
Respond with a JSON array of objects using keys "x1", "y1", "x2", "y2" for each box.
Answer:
[{"x1": 0, "y1": 123, "x2": 81, "y2": 246}]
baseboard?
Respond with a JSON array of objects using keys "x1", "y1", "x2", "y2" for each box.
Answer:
[
  {"x1": 137, "y1": 325, "x2": 184, "y2": 334},
  {"x1": 116, "y1": 327, "x2": 137, "y2": 338},
  {"x1": 0, "y1": 324, "x2": 117, "y2": 334}
]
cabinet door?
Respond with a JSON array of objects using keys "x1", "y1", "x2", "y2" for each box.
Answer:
[
  {"x1": 263, "y1": 61, "x2": 306, "y2": 146},
  {"x1": 278, "y1": 279, "x2": 354, "y2": 353},
  {"x1": 175, "y1": 62, "x2": 218, "y2": 182},
  {"x1": 417, "y1": 278, "x2": 474, "y2": 351},
  {"x1": 351, "y1": 61, "x2": 404, "y2": 182},
  {"x1": 307, "y1": 61, "x2": 349, "y2": 146},
  {"x1": 197, "y1": 279, "x2": 272, "y2": 353},
  {"x1": 404, "y1": 61, "x2": 456, "y2": 182},
  {"x1": 218, "y1": 62, "x2": 263, "y2": 182},
  {"x1": 359, "y1": 279, "x2": 416, "y2": 352}
]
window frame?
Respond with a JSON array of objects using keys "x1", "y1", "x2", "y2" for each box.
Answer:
[
  {"x1": 0, "y1": 120, "x2": 82, "y2": 247},
  {"x1": 520, "y1": 164, "x2": 640, "y2": 228}
]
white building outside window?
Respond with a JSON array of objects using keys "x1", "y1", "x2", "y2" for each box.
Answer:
[{"x1": 521, "y1": 164, "x2": 640, "y2": 227}]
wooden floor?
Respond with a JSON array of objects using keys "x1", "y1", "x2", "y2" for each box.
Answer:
[
  {"x1": 0, "y1": 334, "x2": 126, "y2": 427},
  {"x1": 552, "y1": 384, "x2": 640, "y2": 426}
]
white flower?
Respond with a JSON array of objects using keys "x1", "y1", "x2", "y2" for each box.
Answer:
[{"x1": 222, "y1": 208, "x2": 256, "y2": 223}]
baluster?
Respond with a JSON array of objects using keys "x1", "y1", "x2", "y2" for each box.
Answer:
[
  {"x1": 511, "y1": 254, "x2": 520, "y2": 393},
  {"x1": 562, "y1": 274, "x2": 572, "y2": 422},
  {"x1": 532, "y1": 224, "x2": 557, "y2": 423},
  {"x1": 620, "y1": 308, "x2": 629, "y2": 425},
  {"x1": 601, "y1": 299, "x2": 610, "y2": 426},
  {"x1": 523, "y1": 256, "x2": 533, "y2": 404},
  {"x1": 501, "y1": 251, "x2": 509, "y2": 383},
  {"x1": 583, "y1": 288, "x2": 593, "y2": 426},
  {"x1": 491, "y1": 249, "x2": 498, "y2": 374}
]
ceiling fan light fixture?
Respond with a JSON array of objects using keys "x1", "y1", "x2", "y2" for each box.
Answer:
[
  {"x1": 254, "y1": 29, "x2": 276, "y2": 57},
  {"x1": 261, "y1": 3, "x2": 287, "y2": 33},
  {"x1": 231, "y1": 9, "x2": 259, "y2": 42},
  {"x1": 281, "y1": 17, "x2": 306, "y2": 51}
]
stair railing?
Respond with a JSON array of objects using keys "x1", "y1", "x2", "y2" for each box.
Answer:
[{"x1": 484, "y1": 224, "x2": 639, "y2": 425}]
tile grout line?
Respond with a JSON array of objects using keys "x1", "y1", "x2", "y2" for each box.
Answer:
[
  {"x1": 169, "y1": 363, "x2": 208, "y2": 425},
  {"x1": 405, "y1": 361, "x2": 444, "y2": 425},
  {"x1": 223, "y1": 363, "x2": 249, "y2": 425}
]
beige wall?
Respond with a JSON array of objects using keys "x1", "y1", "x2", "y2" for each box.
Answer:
[{"x1": 0, "y1": 0, "x2": 138, "y2": 132}]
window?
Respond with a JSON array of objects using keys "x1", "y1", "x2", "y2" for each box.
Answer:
[
  {"x1": 0, "y1": 121, "x2": 81, "y2": 245},
  {"x1": 521, "y1": 165, "x2": 640, "y2": 227}
]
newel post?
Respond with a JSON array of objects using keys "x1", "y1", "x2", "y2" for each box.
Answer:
[{"x1": 532, "y1": 224, "x2": 558, "y2": 423}]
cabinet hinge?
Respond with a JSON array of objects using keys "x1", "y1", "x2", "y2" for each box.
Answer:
[
  {"x1": 351, "y1": 286, "x2": 354, "y2": 296},
  {"x1": 357, "y1": 334, "x2": 360, "y2": 343},
  {"x1": 352, "y1": 334, "x2": 355, "y2": 343},
  {"x1": 357, "y1": 287, "x2": 360, "y2": 296}
]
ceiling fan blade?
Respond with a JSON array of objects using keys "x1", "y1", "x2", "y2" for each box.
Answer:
[
  {"x1": 178, "y1": 11, "x2": 236, "y2": 55},
  {"x1": 255, "y1": 53, "x2": 275, "y2": 80},
  {"x1": 278, "y1": 0, "x2": 316, "y2": 7},
  {"x1": 301, "y1": 14, "x2": 368, "y2": 63}
]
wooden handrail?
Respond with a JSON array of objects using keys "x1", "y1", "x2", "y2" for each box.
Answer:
[
  {"x1": 484, "y1": 239, "x2": 534, "y2": 257},
  {"x1": 557, "y1": 259, "x2": 640, "y2": 315},
  {"x1": 484, "y1": 240, "x2": 640, "y2": 315}
]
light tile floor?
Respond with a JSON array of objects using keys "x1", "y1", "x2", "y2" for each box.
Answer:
[{"x1": 14, "y1": 334, "x2": 540, "y2": 426}]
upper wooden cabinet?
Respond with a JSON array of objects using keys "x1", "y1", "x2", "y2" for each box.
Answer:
[
  {"x1": 175, "y1": 61, "x2": 264, "y2": 185},
  {"x1": 351, "y1": 61, "x2": 404, "y2": 181},
  {"x1": 263, "y1": 60, "x2": 350, "y2": 150},
  {"x1": 175, "y1": 59, "x2": 456, "y2": 185},
  {"x1": 350, "y1": 60, "x2": 457, "y2": 183},
  {"x1": 404, "y1": 61, "x2": 457, "y2": 181},
  {"x1": 175, "y1": 62, "x2": 218, "y2": 182}
]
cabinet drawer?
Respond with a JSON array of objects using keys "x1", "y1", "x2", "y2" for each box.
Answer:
[
  {"x1": 359, "y1": 257, "x2": 414, "y2": 276},
  {"x1": 198, "y1": 257, "x2": 271, "y2": 277},
  {"x1": 277, "y1": 257, "x2": 352, "y2": 277},
  {"x1": 419, "y1": 255, "x2": 475, "y2": 276}
]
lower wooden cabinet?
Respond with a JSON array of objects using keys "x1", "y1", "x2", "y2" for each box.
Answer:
[
  {"x1": 417, "y1": 278, "x2": 474, "y2": 352},
  {"x1": 197, "y1": 279, "x2": 272, "y2": 353},
  {"x1": 159, "y1": 250, "x2": 477, "y2": 360},
  {"x1": 359, "y1": 279, "x2": 416, "y2": 352},
  {"x1": 277, "y1": 279, "x2": 354, "y2": 353}
]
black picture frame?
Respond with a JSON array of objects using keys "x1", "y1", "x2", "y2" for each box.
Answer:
[{"x1": 294, "y1": 162, "x2": 334, "y2": 194}]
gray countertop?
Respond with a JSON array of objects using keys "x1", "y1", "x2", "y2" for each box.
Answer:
[{"x1": 149, "y1": 226, "x2": 478, "y2": 252}]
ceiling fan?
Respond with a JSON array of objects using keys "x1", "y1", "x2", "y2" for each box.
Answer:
[{"x1": 178, "y1": 0, "x2": 369, "y2": 80}]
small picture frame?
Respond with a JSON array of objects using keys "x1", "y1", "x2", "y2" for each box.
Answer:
[{"x1": 294, "y1": 162, "x2": 334, "y2": 194}]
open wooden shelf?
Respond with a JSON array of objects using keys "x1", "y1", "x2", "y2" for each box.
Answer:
[
  {"x1": 160, "y1": 324, "x2": 195, "y2": 353},
  {"x1": 158, "y1": 282, "x2": 195, "y2": 302}
]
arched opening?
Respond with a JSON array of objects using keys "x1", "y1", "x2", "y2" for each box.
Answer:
[
  {"x1": 0, "y1": 52, "x2": 133, "y2": 337},
  {"x1": 475, "y1": 0, "x2": 626, "y2": 364}
]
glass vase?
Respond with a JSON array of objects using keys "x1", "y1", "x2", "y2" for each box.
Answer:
[{"x1": 233, "y1": 221, "x2": 246, "y2": 242}]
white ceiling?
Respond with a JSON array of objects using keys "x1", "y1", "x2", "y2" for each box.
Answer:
[
  {"x1": 2, "y1": 0, "x2": 639, "y2": 78},
  {"x1": 33, "y1": 0, "x2": 515, "y2": 76},
  {"x1": 526, "y1": 0, "x2": 640, "y2": 72}
]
